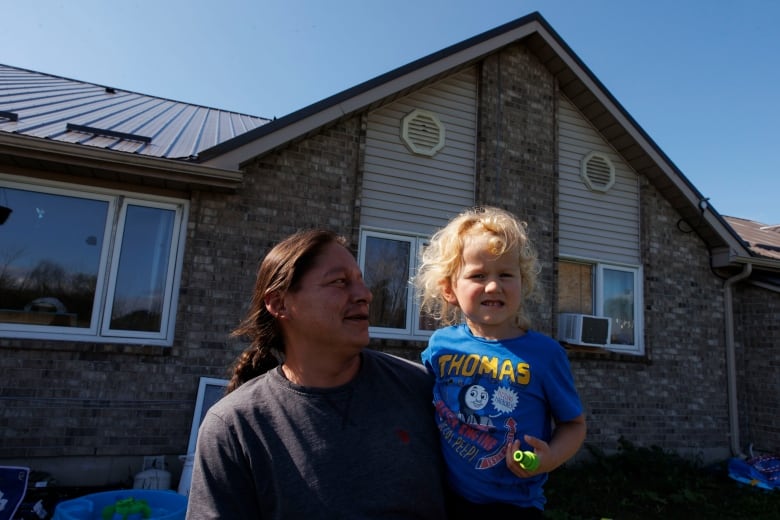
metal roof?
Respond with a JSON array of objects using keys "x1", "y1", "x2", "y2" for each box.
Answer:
[{"x1": 0, "y1": 64, "x2": 269, "y2": 160}]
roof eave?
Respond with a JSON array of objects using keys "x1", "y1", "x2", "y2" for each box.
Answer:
[
  {"x1": 0, "y1": 132, "x2": 243, "y2": 191},
  {"x1": 711, "y1": 245, "x2": 780, "y2": 271}
]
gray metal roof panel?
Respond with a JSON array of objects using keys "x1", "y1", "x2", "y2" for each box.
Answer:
[{"x1": 0, "y1": 64, "x2": 270, "y2": 160}]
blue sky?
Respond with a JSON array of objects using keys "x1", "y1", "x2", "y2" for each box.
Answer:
[{"x1": 3, "y1": 0, "x2": 779, "y2": 224}]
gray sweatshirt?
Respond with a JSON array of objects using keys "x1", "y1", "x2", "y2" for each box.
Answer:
[{"x1": 186, "y1": 349, "x2": 447, "y2": 519}]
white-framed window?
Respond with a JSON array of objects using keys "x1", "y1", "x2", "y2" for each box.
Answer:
[
  {"x1": 558, "y1": 258, "x2": 644, "y2": 355},
  {"x1": 186, "y1": 377, "x2": 228, "y2": 455},
  {"x1": 358, "y1": 229, "x2": 436, "y2": 340},
  {"x1": 0, "y1": 176, "x2": 188, "y2": 346}
]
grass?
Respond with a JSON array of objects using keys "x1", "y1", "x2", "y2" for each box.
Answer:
[{"x1": 542, "y1": 438, "x2": 780, "y2": 520}]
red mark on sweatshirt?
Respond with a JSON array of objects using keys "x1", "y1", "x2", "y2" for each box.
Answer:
[{"x1": 395, "y1": 428, "x2": 411, "y2": 444}]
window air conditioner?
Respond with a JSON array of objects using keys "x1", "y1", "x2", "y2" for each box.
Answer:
[{"x1": 558, "y1": 313, "x2": 611, "y2": 347}]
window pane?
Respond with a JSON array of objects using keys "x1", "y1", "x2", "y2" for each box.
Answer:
[
  {"x1": 603, "y1": 268, "x2": 635, "y2": 345},
  {"x1": 418, "y1": 311, "x2": 438, "y2": 331},
  {"x1": 364, "y1": 236, "x2": 410, "y2": 329},
  {"x1": 0, "y1": 187, "x2": 107, "y2": 328},
  {"x1": 558, "y1": 261, "x2": 593, "y2": 314},
  {"x1": 109, "y1": 204, "x2": 175, "y2": 332},
  {"x1": 416, "y1": 240, "x2": 438, "y2": 332}
]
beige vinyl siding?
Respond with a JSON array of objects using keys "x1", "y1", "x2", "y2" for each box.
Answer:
[
  {"x1": 361, "y1": 68, "x2": 477, "y2": 234},
  {"x1": 558, "y1": 95, "x2": 640, "y2": 264}
]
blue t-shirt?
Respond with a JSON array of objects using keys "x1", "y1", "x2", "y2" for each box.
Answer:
[{"x1": 421, "y1": 323, "x2": 583, "y2": 509}]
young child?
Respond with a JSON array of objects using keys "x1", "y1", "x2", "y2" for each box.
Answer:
[{"x1": 415, "y1": 206, "x2": 586, "y2": 518}]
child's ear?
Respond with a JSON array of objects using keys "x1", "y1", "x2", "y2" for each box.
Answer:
[{"x1": 441, "y1": 280, "x2": 460, "y2": 306}]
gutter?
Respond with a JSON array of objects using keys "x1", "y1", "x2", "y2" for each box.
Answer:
[
  {"x1": 748, "y1": 280, "x2": 780, "y2": 293},
  {"x1": 0, "y1": 132, "x2": 244, "y2": 190},
  {"x1": 723, "y1": 262, "x2": 752, "y2": 458}
]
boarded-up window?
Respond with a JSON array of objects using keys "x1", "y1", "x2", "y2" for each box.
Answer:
[
  {"x1": 558, "y1": 261, "x2": 593, "y2": 314},
  {"x1": 557, "y1": 259, "x2": 643, "y2": 354}
]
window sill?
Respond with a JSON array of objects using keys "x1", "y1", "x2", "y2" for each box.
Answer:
[
  {"x1": 0, "y1": 337, "x2": 172, "y2": 356},
  {"x1": 562, "y1": 342, "x2": 650, "y2": 363}
]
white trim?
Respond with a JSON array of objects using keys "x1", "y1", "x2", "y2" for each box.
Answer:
[
  {"x1": 101, "y1": 198, "x2": 185, "y2": 341},
  {"x1": 596, "y1": 263, "x2": 644, "y2": 355},
  {"x1": 0, "y1": 174, "x2": 188, "y2": 346},
  {"x1": 581, "y1": 151, "x2": 615, "y2": 192},
  {"x1": 358, "y1": 228, "x2": 433, "y2": 340},
  {"x1": 401, "y1": 108, "x2": 445, "y2": 156},
  {"x1": 559, "y1": 256, "x2": 644, "y2": 355},
  {"x1": 0, "y1": 133, "x2": 244, "y2": 186},
  {"x1": 186, "y1": 377, "x2": 228, "y2": 455}
]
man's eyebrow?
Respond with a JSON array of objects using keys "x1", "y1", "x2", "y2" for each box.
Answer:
[
  {"x1": 321, "y1": 267, "x2": 348, "y2": 278},
  {"x1": 322, "y1": 266, "x2": 363, "y2": 278}
]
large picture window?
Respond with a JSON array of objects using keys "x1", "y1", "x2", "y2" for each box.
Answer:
[
  {"x1": 0, "y1": 178, "x2": 187, "y2": 345},
  {"x1": 558, "y1": 259, "x2": 643, "y2": 354},
  {"x1": 358, "y1": 230, "x2": 435, "y2": 339}
]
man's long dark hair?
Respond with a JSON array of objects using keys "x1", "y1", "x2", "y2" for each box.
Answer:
[{"x1": 227, "y1": 229, "x2": 348, "y2": 393}]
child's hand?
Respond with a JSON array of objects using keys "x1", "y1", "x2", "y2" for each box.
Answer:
[{"x1": 505, "y1": 435, "x2": 550, "y2": 477}]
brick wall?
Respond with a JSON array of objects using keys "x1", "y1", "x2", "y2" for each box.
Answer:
[
  {"x1": 573, "y1": 182, "x2": 731, "y2": 460},
  {"x1": 476, "y1": 43, "x2": 557, "y2": 328},
  {"x1": 0, "y1": 117, "x2": 365, "y2": 484},
  {"x1": 735, "y1": 284, "x2": 780, "y2": 454},
  {"x1": 474, "y1": 42, "x2": 735, "y2": 461},
  {"x1": 179, "y1": 118, "x2": 365, "y2": 381}
]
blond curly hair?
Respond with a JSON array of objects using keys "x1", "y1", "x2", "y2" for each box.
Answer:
[{"x1": 414, "y1": 206, "x2": 539, "y2": 329}]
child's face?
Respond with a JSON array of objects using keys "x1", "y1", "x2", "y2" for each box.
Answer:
[{"x1": 443, "y1": 234, "x2": 524, "y2": 340}]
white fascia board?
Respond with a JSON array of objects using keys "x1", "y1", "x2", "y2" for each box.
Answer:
[
  {"x1": 203, "y1": 22, "x2": 541, "y2": 170},
  {"x1": 0, "y1": 132, "x2": 243, "y2": 189}
]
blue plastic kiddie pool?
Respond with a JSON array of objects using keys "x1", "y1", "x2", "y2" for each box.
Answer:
[{"x1": 52, "y1": 489, "x2": 187, "y2": 520}]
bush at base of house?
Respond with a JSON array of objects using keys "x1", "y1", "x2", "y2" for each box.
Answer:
[{"x1": 543, "y1": 438, "x2": 780, "y2": 520}]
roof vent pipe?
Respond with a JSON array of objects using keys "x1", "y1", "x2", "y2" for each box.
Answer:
[{"x1": 724, "y1": 262, "x2": 752, "y2": 458}]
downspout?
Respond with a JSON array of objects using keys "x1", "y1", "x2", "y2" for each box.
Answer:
[{"x1": 724, "y1": 262, "x2": 752, "y2": 458}]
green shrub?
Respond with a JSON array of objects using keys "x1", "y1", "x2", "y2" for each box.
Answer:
[{"x1": 543, "y1": 438, "x2": 780, "y2": 520}]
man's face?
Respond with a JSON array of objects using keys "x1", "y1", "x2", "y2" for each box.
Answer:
[{"x1": 281, "y1": 242, "x2": 373, "y2": 355}]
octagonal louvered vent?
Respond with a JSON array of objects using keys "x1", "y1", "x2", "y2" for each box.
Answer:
[
  {"x1": 401, "y1": 109, "x2": 445, "y2": 156},
  {"x1": 580, "y1": 151, "x2": 615, "y2": 192}
]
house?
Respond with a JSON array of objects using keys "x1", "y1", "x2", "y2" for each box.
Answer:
[{"x1": 1, "y1": 12, "x2": 778, "y2": 487}]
